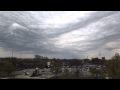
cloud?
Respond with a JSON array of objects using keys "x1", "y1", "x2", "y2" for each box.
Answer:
[{"x1": 0, "y1": 11, "x2": 120, "y2": 59}]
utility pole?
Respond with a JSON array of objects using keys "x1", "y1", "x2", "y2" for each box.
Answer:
[
  {"x1": 12, "y1": 49, "x2": 13, "y2": 57},
  {"x1": 72, "y1": 54, "x2": 73, "y2": 59},
  {"x1": 46, "y1": 53, "x2": 47, "y2": 58},
  {"x1": 20, "y1": 51, "x2": 21, "y2": 59}
]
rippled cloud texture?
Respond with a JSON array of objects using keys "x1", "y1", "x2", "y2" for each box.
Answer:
[{"x1": 0, "y1": 11, "x2": 120, "y2": 59}]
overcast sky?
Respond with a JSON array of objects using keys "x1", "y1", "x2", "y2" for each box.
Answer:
[{"x1": 0, "y1": 11, "x2": 120, "y2": 59}]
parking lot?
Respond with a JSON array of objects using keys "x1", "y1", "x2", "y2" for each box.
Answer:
[{"x1": 13, "y1": 68, "x2": 54, "y2": 79}]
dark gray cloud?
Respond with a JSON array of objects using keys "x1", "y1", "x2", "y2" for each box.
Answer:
[{"x1": 0, "y1": 11, "x2": 120, "y2": 59}]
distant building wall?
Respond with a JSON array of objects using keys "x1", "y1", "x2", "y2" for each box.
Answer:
[
  {"x1": 47, "y1": 62, "x2": 51, "y2": 67},
  {"x1": 102, "y1": 57, "x2": 105, "y2": 60}
]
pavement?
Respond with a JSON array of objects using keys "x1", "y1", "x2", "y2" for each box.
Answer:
[
  {"x1": 1, "y1": 67, "x2": 92, "y2": 79},
  {"x1": 12, "y1": 68, "x2": 53, "y2": 79}
]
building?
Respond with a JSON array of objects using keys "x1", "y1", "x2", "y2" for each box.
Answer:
[
  {"x1": 35, "y1": 55, "x2": 43, "y2": 60},
  {"x1": 102, "y1": 57, "x2": 105, "y2": 60},
  {"x1": 17, "y1": 59, "x2": 47, "y2": 69}
]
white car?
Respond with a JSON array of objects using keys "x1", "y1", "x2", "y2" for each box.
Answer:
[{"x1": 25, "y1": 72, "x2": 30, "y2": 75}]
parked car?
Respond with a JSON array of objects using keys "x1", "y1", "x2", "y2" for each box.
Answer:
[{"x1": 25, "y1": 72, "x2": 30, "y2": 75}]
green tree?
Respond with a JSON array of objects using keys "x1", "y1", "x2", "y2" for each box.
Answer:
[
  {"x1": 3, "y1": 61, "x2": 15, "y2": 77},
  {"x1": 89, "y1": 67, "x2": 96, "y2": 78},
  {"x1": 106, "y1": 53, "x2": 120, "y2": 79},
  {"x1": 74, "y1": 67, "x2": 80, "y2": 79},
  {"x1": 50, "y1": 61, "x2": 62, "y2": 78},
  {"x1": 89, "y1": 66, "x2": 101, "y2": 79},
  {"x1": 0, "y1": 66, "x2": 3, "y2": 74},
  {"x1": 73, "y1": 60, "x2": 83, "y2": 79},
  {"x1": 99, "y1": 67, "x2": 106, "y2": 79},
  {"x1": 64, "y1": 68, "x2": 70, "y2": 79},
  {"x1": 5, "y1": 57, "x2": 18, "y2": 68}
]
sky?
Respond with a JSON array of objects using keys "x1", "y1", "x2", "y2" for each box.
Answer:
[{"x1": 0, "y1": 11, "x2": 120, "y2": 59}]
